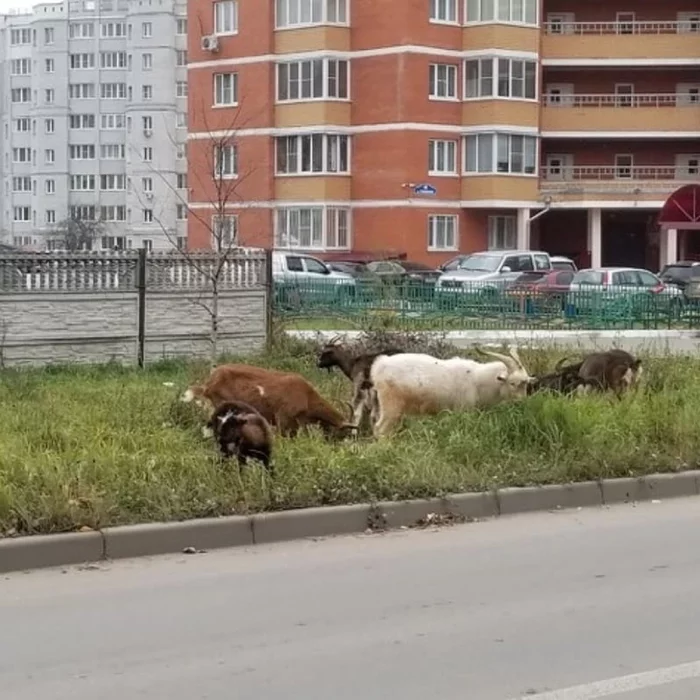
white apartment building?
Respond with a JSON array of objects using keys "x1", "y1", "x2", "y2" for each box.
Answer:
[{"x1": 0, "y1": 0, "x2": 188, "y2": 251}]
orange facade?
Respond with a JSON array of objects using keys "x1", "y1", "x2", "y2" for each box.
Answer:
[{"x1": 187, "y1": 0, "x2": 700, "y2": 267}]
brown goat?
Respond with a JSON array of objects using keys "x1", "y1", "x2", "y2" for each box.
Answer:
[
  {"x1": 182, "y1": 363, "x2": 357, "y2": 438},
  {"x1": 577, "y1": 348, "x2": 643, "y2": 398},
  {"x1": 316, "y1": 336, "x2": 404, "y2": 432}
]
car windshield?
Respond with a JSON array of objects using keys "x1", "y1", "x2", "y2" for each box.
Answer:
[
  {"x1": 573, "y1": 270, "x2": 604, "y2": 285},
  {"x1": 552, "y1": 260, "x2": 575, "y2": 271},
  {"x1": 457, "y1": 255, "x2": 501, "y2": 272},
  {"x1": 660, "y1": 265, "x2": 693, "y2": 280}
]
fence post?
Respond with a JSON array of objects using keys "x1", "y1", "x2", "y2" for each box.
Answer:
[
  {"x1": 136, "y1": 248, "x2": 147, "y2": 368},
  {"x1": 264, "y1": 248, "x2": 274, "y2": 349}
]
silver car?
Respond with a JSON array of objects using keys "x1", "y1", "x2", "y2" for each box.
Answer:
[{"x1": 435, "y1": 250, "x2": 553, "y2": 297}]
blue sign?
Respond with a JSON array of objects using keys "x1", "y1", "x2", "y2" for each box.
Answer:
[{"x1": 413, "y1": 183, "x2": 437, "y2": 196}]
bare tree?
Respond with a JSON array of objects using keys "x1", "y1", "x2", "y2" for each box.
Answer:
[
  {"x1": 134, "y1": 96, "x2": 265, "y2": 365},
  {"x1": 50, "y1": 216, "x2": 106, "y2": 251}
]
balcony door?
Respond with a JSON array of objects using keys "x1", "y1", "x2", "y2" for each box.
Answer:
[
  {"x1": 614, "y1": 83, "x2": 634, "y2": 107},
  {"x1": 616, "y1": 11, "x2": 635, "y2": 34},
  {"x1": 545, "y1": 154, "x2": 573, "y2": 181},
  {"x1": 545, "y1": 83, "x2": 574, "y2": 106},
  {"x1": 615, "y1": 154, "x2": 634, "y2": 179}
]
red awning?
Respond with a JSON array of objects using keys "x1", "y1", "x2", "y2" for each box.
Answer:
[{"x1": 658, "y1": 184, "x2": 700, "y2": 230}]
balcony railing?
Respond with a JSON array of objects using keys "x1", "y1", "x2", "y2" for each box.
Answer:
[
  {"x1": 543, "y1": 93, "x2": 700, "y2": 108},
  {"x1": 540, "y1": 166, "x2": 700, "y2": 193},
  {"x1": 543, "y1": 20, "x2": 698, "y2": 35}
]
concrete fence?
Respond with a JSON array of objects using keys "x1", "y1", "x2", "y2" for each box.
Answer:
[{"x1": 0, "y1": 250, "x2": 271, "y2": 367}]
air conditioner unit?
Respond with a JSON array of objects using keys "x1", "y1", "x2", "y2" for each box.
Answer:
[
  {"x1": 200, "y1": 34, "x2": 219, "y2": 52},
  {"x1": 143, "y1": 129, "x2": 152, "y2": 138}
]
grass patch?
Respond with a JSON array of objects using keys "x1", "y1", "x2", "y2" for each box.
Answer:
[{"x1": 0, "y1": 334, "x2": 698, "y2": 536}]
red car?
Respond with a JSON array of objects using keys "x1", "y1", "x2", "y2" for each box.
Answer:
[{"x1": 506, "y1": 270, "x2": 576, "y2": 309}]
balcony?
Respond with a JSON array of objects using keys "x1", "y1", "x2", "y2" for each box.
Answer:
[
  {"x1": 540, "y1": 166, "x2": 700, "y2": 201},
  {"x1": 542, "y1": 21, "x2": 700, "y2": 62},
  {"x1": 541, "y1": 93, "x2": 700, "y2": 133}
]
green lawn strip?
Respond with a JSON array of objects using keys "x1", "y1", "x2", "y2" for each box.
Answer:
[{"x1": 0, "y1": 339, "x2": 696, "y2": 536}]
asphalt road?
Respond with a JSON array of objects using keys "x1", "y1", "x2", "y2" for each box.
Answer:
[{"x1": 3, "y1": 498, "x2": 700, "y2": 700}]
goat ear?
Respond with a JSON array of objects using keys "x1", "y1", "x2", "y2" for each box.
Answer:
[{"x1": 496, "y1": 372, "x2": 507, "y2": 383}]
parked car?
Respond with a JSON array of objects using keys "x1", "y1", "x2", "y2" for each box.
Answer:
[
  {"x1": 365, "y1": 260, "x2": 441, "y2": 286},
  {"x1": 272, "y1": 251, "x2": 355, "y2": 309},
  {"x1": 505, "y1": 269, "x2": 576, "y2": 311},
  {"x1": 435, "y1": 250, "x2": 553, "y2": 301},
  {"x1": 550, "y1": 256, "x2": 578, "y2": 272},
  {"x1": 439, "y1": 254, "x2": 470, "y2": 273},
  {"x1": 658, "y1": 260, "x2": 700, "y2": 294},
  {"x1": 566, "y1": 267, "x2": 685, "y2": 317}
]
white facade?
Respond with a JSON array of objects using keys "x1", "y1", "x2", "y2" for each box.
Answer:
[{"x1": 0, "y1": 0, "x2": 188, "y2": 251}]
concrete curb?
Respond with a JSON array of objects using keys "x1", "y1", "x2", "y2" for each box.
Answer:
[{"x1": 2, "y1": 471, "x2": 699, "y2": 574}]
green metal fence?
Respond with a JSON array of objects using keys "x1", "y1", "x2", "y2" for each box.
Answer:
[{"x1": 273, "y1": 278, "x2": 700, "y2": 331}]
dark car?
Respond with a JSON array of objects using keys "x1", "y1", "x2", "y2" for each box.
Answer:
[
  {"x1": 659, "y1": 261, "x2": 700, "y2": 291},
  {"x1": 505, "y1": 269, "x2": 576, "y2": 310},
  {"x1": 366, "y1": 260, "x2": 441, "y2": 286}
]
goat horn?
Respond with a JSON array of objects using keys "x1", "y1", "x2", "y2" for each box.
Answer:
[
  {"x1": 507, "y1": 345, "x2": 525, "y2": 371},
  {"x1": 555, "y1": 355, "x2": 574, "y2": 371},
  {"x1": 476, "y1": 346, "x2": 517, "y2": 373},
  {"x1": 327, "y1": 334, "x2": 343, "y2": 345}
]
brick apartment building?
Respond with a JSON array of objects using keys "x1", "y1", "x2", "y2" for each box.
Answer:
[{"x1": 186, "y1": 0, "x2": 700, "y2": 270}]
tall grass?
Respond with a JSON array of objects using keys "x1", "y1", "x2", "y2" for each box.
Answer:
[{"x1": 0, "y1": 334, "x2": 698, "y2": 535}]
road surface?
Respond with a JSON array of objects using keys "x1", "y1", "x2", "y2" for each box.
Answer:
[{"x1": 3, "y1": 498, "x2": 700, "y2": 700}]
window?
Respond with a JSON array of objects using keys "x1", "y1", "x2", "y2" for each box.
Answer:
[
  {"x1": 430, "y1": 0, "x2": 457, "y2": 23},
  {"x1": 10, "y1": 28, "x2": 32, "y2": 45},
  {"x1": 142, "y1": 85, "x2": 153, "y2": 100},
  {"x1": 142, "y1": 116, "x2": 153, "y2": 130},
  {"x1": 177, "y1": 144, "x2": 185, "y2": 159},
  {"x1": 69, "y1": 144, "x2": 96, "y2": 160},
  {"x1": 464, "y1": 133, "x2": 538, "y2": 174},
  {"x1": 100, "y1": 51, "x2": 127, "y2": 69},
  {"x1": 101, "y1": 22, "x2": 126, "y2": 37},
  {"x1": 429, "y1": 64, "x2": 458, "y2": 99},
  {"x1": 11, "y1": 58, "x2": 31, "y2": 75},
  {"x1": 70, "y1": 175, "x2": 96, "y2": 191},
  {"x1": 214, "y1": 73, "x2": 238, "y2": 105},
  {"x1": 101, "y1": 114, "x2": 125, "y2": 129},
  {"x1": 13, "y1": 148, "x2": 31, "y2": 163},
  {"x1": 12, "y1": 177, "x2": 32, "y2": 192},
  {"x1": 212, "y1": 215, "x2": 238, "y2": 247},
  {"x1": 465, "y1": 57, "x2": 536, "y2": 99},
  {"x1": 14, "y1": 118, "x2": 31, "y2": 133},
  {"x1": 70, "y1": 22, "x2": 94, "y2": 38},
  {"x1": 69, "y1": 83, "x2": 95, "y2": 99},
  {"x1": 276, "y1": 134, "x2": 349, "y2": 174},
  {"x1": 45, "y1": 58, "x2": 54, "y2": 72},
  {"x1": 70, "y1": 114, "x2": 96, "y2": 129},
  {"x1": 100, "y1": 174, "x2": 126, "y2": 190},
  {"x1": 177, "y1": 112, "x2": 187, "y2": 128},
  {"x1": 46, "y1": 210, "x2": 56, "y2": 225},
  {"x1": 45, "y1": 89, "x2": 55, "y2": 104},
  {"x1": 142, "y1": 53, "x2": 153, "y2": 70},
  {"x1": 177, "y1": 204, "x2": 188, "y2": 220},
  {"x1": 14, "y1": 207, "x2": 31, "y2": 222},
  {"x1": 45, "y1": 149, "x2": 55, "y2": 164},
  {"x1": 11, "y1": 88, "x2": 31, "y2": 103},
  {"x1": 44, "y1": 27, "x2": 54, "y2": 44},
  {"x1": 101, "y1": 235, "x2": 126, "y2": 249},
  {"x1": 142, "y1": 21, "x2": 152, "y2": 37},
  {"x1": 214, "y1": 0, "x2": 238, "y2": 33},
  {"x1": 176, "y1": 50, "x2": 187, "y2": 66},
  {"x1": 176, "y1": 81, "x2": 188, "y2": 97},
  {"x1": 429, "y1": 139, "x2": 457, "y2": 174},
  {"x1": 142, "y1": 147, "x2": 153, "y2": 162},
  {"x1": 45, "y1": 179, "x2": 55, "y2": 194},
  {"x1": 101, "y1": 83, "x2": 127, "y2": 99},
  {"x1": 428, "y1": 215, "x2": 457, "y2": 251},
  {"x1": 277, "y1": 59, "x2": 349, "y2": 100},
  {"x1": 615, "y1": 154, "x2": 633, "y2": 179},
  {"x1": 142, "y1": 177, "x2": 153, "y2": 192},
  {"x1": 100, "y1": 206, "x2": 127, "y2": 222},
  {"x1": 214, "y1": 144, "x2": 238, "y2": 177},
  {"x1": 143, "y1": 209, "x2": 154, "y2": 223},
  {"x1": 177, "y1": 173, "x2": 187, "y2": 188},
  {"x1": 275, "y1": 0, "x2": 348, "y2": 27},
  {"x1": 276, "y1": 207, "x2": 350, "y2": 249},
  {"x1": 177, "y1": 18, "x2": 187, "y2": 34},
  {"x1": 465, "y1": 0, "x2": 538, "y2": 24},
  {"x1": 45, "y1": 118, "x2": 55, "y2": 134},
  {"x1": 488, "y1": 216, "x2": 516, "y2": 249},
  {"x1": 70, "y1": 53, "x2": 95, "y2": 69}
]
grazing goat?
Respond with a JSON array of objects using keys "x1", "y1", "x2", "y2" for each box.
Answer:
[
  {"x1": 206, "y1": 400, "x2": 273, "y2": 472},
  {"x1": 316, "y1": 336, "x2": 404, "y2": 431},
  {"x1": 182, "y1": 363, "x2": 357, "y2": 438},
  {"x1": 368, "y1": 345, "x2": 533, "y2": 437},
  {"x1": 529, "y1": 349, "x2": 643, "y2": 399}
]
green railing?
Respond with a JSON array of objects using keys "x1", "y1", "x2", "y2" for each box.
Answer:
[{"x1": 273, "y1": 278, "x2": 700, "y2": 331}]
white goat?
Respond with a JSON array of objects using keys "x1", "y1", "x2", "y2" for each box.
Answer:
[{"x1": 368, "y1": 346, "x2": 533, "y2": 437}]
